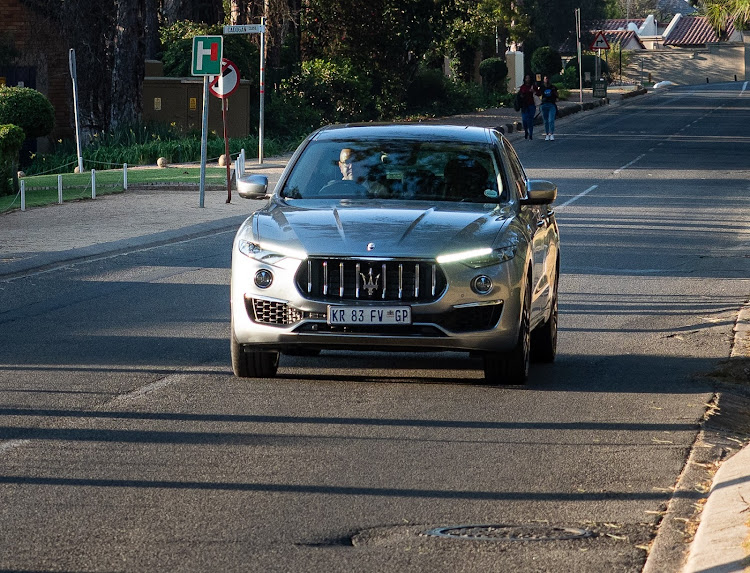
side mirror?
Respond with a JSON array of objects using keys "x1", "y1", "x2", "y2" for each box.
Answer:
[
  {"x1": 521, "y1": 179, "x2": 557, "y2": 205},
  {"x1": 237, "y1": 174, "x2": 270, "y2": 200}
]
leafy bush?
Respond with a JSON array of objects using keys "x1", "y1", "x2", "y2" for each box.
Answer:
[
  {"x1": 531, "y1": 47, "x2": 563, "y2": 79},
  {"x1": 279, "y1": 58, "x2": 374, "y2": 125},
  {"x1": 406, "y1": 68, "x2": 449, "y2": 111},
  {"x1": 564, "y1": 55, "x2": 610, "y2": 86},
  {"x1": 479, "y1": 58, "x2": 509, "y2": 93},
  {"x1": 0, "y1": 123, "x2": 25, "y2": 195},
  {"x1": 0, "y1": 86, "x2": 55, "y2": 139}
]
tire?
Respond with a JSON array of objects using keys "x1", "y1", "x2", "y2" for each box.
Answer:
[
  {"x1": 483, "y1": 280, "x2": 531, "y2": 385},
  {"x1": 531, "y1": 268, "x2": 558, "y2": 364},
  {"x1": 231, "y1": 333, "x2": 279, "y2": 378}
]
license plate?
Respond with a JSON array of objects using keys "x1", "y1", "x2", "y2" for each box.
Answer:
[{"x1": 327, "y1": 306, "x2": 412, "y2": 325}]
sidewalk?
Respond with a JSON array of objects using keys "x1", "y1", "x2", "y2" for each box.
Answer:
[{"x1": 1, "y1": 89, "x2": 749, "y2": 572}]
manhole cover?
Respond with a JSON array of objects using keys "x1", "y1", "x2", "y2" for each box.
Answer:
[{"x1": 423, "y1": 524, "x2": 595, "y2": 542}]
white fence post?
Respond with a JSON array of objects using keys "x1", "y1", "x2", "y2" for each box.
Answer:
[
  {"x1": 123, "y1": 163, "x2": 128, "y2": 190},
  {"x1": 239, "y1": 148, "x2": 245, "y2": 178},
  {"x1": 58, "y1": 175, "x2": 63, "y2": 204},
  {"x1": 91, "y1": 169, "x2": 96, "y2": 199},
  {"x1": 20, "y1": 180, "x2": 25, "y2": 211}
]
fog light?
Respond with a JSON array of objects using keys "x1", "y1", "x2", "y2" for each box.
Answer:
[
  {"x1": 472, "y1": 275, "x2": 493, "y2": 295},
  {"x1": 254, "y1": 269, "x2": 273, "y2": 289}
]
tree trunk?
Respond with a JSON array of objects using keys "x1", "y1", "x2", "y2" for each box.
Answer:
[
  {"x1": 144, "y1": 0, "x2": 160, "y2": 59},
  {"x1": 110, "y1": 0, "x2": 145, "y2": 130}
]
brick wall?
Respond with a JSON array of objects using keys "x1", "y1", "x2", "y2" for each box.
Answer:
[{"x1": 0, "y1": 0, "x2": 74, "y2": 144}]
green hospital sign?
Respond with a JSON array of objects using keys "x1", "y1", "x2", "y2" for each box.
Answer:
[{"x1": 191, "y1": 36, "x2": 223, "y2": 76}]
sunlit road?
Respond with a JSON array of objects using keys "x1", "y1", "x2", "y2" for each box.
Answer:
[{"x1": 1, "y1": 83, "x2": 749, "y2": 572}]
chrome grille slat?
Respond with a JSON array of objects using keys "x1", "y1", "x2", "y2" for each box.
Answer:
[
  {"x1": 398, "y1": 264, "x2": 403, "y2": 300},
  {"x1": 381, "y1": 263, "x2": 387, "y2": 300},
  {"x1": 296, "y1": 258, "x2": 447, "y2": 302}
]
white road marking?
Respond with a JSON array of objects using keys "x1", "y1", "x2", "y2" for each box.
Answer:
[{"x1": 556, "y1": 185, "x2": 598, "y2": 209}]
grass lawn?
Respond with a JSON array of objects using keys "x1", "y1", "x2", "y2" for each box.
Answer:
[{"x1": 1, "y1": 167, "x2": 231, "y2": 213}]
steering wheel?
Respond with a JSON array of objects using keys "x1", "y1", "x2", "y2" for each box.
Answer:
[{"x1": 317, "y1": 180, "x2": 367, "y2": 198}]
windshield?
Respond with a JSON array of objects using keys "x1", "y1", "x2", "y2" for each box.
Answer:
[{"x1": 281, "y1": 139, "x2": 506, "y2": 203}]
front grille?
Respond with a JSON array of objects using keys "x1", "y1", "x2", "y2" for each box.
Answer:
[
  {"x1": 296, "y1": 258, "x2": 447, "y2": 302},
  {"x1": 247, "y1": 298, "x2": 304, "y2": 326}
]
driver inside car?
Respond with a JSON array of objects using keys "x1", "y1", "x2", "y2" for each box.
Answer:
[{"x1": 334, "y1": 148, "x2": 389, "y2": 198}]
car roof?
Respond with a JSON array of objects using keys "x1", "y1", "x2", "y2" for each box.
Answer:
[{"x1": 312, "y1": 123, "x2": 495, "y2": 144}]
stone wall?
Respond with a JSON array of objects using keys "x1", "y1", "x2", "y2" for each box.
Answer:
[{"x1": 623, "y1": 43, "x2": 746, "y2": 86}]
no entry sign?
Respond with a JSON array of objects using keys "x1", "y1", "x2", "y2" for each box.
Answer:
[{"x1": 209, "y1": 59, "x2": 240, "y2": 99}]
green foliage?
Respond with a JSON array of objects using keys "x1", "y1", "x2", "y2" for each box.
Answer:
[
  {"x1": 0, "y1": 87, "x2": 55, "y2": 139},
  {"x1": 564, "y1": 55, "x2": 610, "y2": 86},
  {"x1": 0, "y1": 123, "x2": 24, "y2": 196},
  {"x1": 160, "y1": 21, "x2": 259, "y2": 82},
  {"x1": 479, "y1": 58, "x2": 509, "y2": 92},
  {"x1": 406, "y1": 68, "x2": 449, "y2": 111},
  {"x1": 531, "y1": 47, "x2": 563, "y2": 79},
  {"x1": 279, "y1": 58, "x2": 374, "y2": 125}
]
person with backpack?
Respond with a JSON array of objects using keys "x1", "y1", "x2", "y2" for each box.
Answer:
[
  {"x1": 540, "y1": 75, "x2": 559, "y2": 141},
  {"x1": 516, "y1": 74, "x2": 540, "y2": 140}
]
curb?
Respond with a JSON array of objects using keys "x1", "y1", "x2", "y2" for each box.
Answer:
[{"x1": 681, "y1": 300, "x2": 750, "y2": 572}]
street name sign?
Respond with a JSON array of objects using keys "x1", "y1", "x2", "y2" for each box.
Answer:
[{"x1": 223, "y1": 24, "x2": 266, "y2": 34}]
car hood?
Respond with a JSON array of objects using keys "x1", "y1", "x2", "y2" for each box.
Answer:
[{"x1": 252, "y1": 201, "x2": 514, "y2": 258}]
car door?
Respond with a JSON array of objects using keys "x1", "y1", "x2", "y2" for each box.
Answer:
[{"x1": 501, "y1": 140, "x2": 552, "y2": 322}]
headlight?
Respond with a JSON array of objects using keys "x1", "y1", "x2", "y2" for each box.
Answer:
[
  {"x1": 436, "y1": 242, "x2": 518, "y2": 268},
  {"x1": 237, "y1": 239, "x2": 306, "y2": 264}
]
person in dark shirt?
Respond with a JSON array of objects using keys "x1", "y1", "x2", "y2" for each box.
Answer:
[
  {"x1": 540, "y1": 75, "x2": 559, "y2": 141},
  {"x1": 518, "y1": 74, "x2": 540, "y2": 140}
]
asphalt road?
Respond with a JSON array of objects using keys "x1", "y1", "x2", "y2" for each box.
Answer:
[{"x1": 1, "y1": 83, "x2": 749, "y2": 572}]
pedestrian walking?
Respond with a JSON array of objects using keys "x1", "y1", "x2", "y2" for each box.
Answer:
[
  {"x1": 517, "y1": 74, "x2": 540, "y2": 140},
  {"x1": 540, "y1": 75, "x2": 559, "y2": 141}
]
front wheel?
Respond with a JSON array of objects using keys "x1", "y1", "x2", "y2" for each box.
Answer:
[
  {"x1": 483, "y1": 282, "x2": 531, "y2": 385},
  {"x1": 231, "y1": 335, "x2": 279, "y2": 378},
  {"x1": 531, "y1": 273, "x2": 558, "y2": 363}
]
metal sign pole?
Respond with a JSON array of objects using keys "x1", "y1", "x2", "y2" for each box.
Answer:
[
  {"x1": 68, "y1": 49, "x2": 84, "y2": 173},
  {"x1": 223, "y1": 98, "x2": 231, "y2": 203},
  {"x1": 199, "y1": 75, "x2": 209, "y2": 208},
  {"x1": 575, "y1": 9, "x2": 583, "y2": 104},
  {"x1": 259, "y1": 17, "x2": 266, "y2": 165}
]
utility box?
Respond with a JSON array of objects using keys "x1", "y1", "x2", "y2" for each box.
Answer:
[{"x1": 142, "y1": 77, "x2": 252, "y2": 138}]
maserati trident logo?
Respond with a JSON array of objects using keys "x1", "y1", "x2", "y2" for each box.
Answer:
[{"x1": 360, "y1": 267, "x2": 381, "y2": 296}]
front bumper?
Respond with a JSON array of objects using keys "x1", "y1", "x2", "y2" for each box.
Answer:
[{"x1": 230, "y1": 250, "x2": 526, "y2": 354}]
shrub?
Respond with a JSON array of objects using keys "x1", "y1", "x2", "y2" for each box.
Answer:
[
  {"x1": 279, "y1": 58, "x2": 373, "y2": 125},
  {"x1": 406, "y1": 68, "x2": 448, "y2": 111},
  {"x1": 564, "y1": 55, "x2": 610, "y2": 87},
  {"x1": 531, "y1": 47, "x2": 563, "y2": 80},
  {"x1": 0, "y1": 123, "x2": 25, "y2": 196},
  {"x1": 0, "y1": 87, "x2": 55, "y2": 139},
  {"x1": 479, "y1": 58, "x2": 509, "y2": 93}
]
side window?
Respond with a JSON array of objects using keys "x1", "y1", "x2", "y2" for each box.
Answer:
[{"x1": 503, "y1": 142, "x2": 527, "y2": 200}]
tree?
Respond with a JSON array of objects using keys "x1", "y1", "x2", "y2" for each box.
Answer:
[
  {"x1": 522, "y1": 0, "x2": 607, "y2": 61},
  {"x1": 444, "y1": 0, "x2": 529, "y2": 81},
  {"x1": 530, "y1": 46, "x2": 562, "y2": 78},
  {"x1": 702, "y1": 0, "x2": 750, "y2": 35},
  {"x1": 110, "y1": 0, "x2": 146, "y2": 130}
]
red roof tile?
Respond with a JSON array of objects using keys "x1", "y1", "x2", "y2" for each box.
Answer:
[{"x1": 663, "y1": 16, "x2": 736, "y2": 46}]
